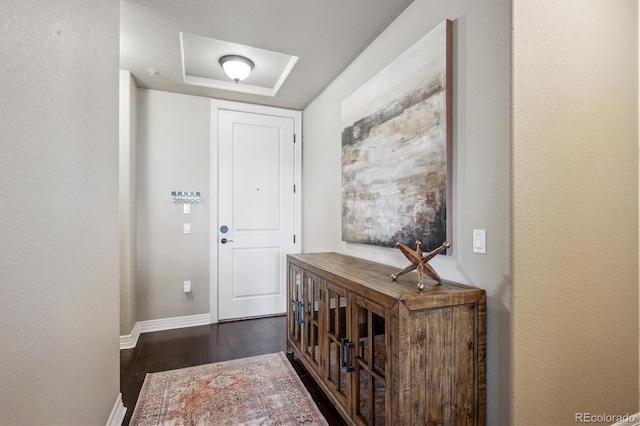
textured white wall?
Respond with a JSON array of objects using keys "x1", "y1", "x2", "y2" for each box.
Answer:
[
  {"x1": 120, "y1": 70, "x2": 138, "y2": 335},
  {"x1": 136, "y1": 89, "x2": 211, "y2": 321},
  {"x1": 512, "y1": 1, "x2": 639, "y2": 423},
  {"x1": 302, "y1": 1, "x2": 512, "y2": 424},
  {"x1": 0, "y1": 0, "x2": 120, "y2": 423}
]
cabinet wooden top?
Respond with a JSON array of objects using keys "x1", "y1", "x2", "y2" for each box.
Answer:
[{"x1": 288, "y1": 252, "x2": 485, "y2": 310}]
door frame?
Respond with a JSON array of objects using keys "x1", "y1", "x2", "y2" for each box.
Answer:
[{"x1": 209, "y1": 99, "x2": 302, "y2": 323}]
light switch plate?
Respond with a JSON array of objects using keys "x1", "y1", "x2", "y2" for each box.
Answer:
[
  {"x1": 473, "y1": 229, "x2": 486, "y2": 254},
  {"x1": 183, "y1": 223, "x2": 191, "y2": 234},
  {"x1": 183, "y1": 203, "x2": 191, "y2": 214},
  {"x1": 184, "y1": 280, "x2": 191, "y2": 293}
]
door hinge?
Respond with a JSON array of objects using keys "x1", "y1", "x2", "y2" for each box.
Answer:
[
  {"x1": 293, "y1": 134, "x2": 296, "y2": 143},
  {"x1": 293, "y1": 184, "x2": 296, "y2": 193},
  {"x1": 294, "y1": 235, "x2": 296, "y2": 244}
]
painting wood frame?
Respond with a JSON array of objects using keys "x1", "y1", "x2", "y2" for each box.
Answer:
[{"x1": 341, "y1": 20, "x2": 452, "y2": 252}]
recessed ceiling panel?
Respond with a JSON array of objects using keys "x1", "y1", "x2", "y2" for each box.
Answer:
[
  {"x1": 180, "y1": 32, "x2": 298, "y2": 97},
  {"x1": 120, "y1": 0, "x2": 415, "y2": 109}
]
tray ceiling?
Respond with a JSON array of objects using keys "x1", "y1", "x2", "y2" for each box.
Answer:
[
  {"x1": 180, "y1": 33, "x2": 298, "y2": 96},
  {"x1": 120, "y1": 0, "x2": 414, "y2": 110}
]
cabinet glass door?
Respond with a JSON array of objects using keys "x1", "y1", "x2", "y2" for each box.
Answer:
[
  {"x1": 324, "y1": 282, "x2": 350, "y2": 408},
  {"x1": 287, "y1": 264, "x2": 303, "y2": 352},
  {"x1": 353, "y1": 297, "x2": 387, "y2": 426},
  {"x1": 302, "y1": 271, "x2": 322, "y2": 373}
]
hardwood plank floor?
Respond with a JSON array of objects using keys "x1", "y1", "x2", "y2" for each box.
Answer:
[{"x1": 120, "y1": 315, "x2": 345, "y2": 425}]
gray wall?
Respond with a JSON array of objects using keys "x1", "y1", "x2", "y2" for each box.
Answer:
[
  {"x1": 302, "y1": 1, "x2": 512, "y2": 424},
  {"x1": 136, "y1": 89, "x2": 211, "y2": 321},
  {"x1": 0, "y1": 0, "x2": 121, "y2": 423},
  {"x1": 512, "y1": 1, "x2": 639, "y2": 423},
  {"x1": 120, "y1": 70, "x2": 138, "y2": 335}
]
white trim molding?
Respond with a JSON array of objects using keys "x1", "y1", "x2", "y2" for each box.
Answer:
[
  {"x1": 119, "y1": 322, "x2": 141, "y2": 350},
  {"x1": 120, "y1": 313, "x2": 211, "y2": 349},
  {"x1": 106, "y1": 392, "x2": 126, "y2": 426}
]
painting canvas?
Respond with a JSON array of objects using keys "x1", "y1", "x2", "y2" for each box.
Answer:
[{"x1": 341, "y1": 20, "x2": 452, "y2": 251}]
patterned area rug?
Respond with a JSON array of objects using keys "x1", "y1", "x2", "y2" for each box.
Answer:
[{"x1": 130, "y1": 352, "x2": 328, "y2": 426}]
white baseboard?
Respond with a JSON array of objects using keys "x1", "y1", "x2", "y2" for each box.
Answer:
[
  {"x1": 611, "y1": 412, "x2": 639, "y2": 426},
  {"x1": 119, "y1": 321, "x2": 140, "y2": 349},
  {"x1": 106, "y1": 392, "x2": 126, "y2": 426},
  {"x1": 120, "y1": 313, "x2": 211, "y2": 349}
]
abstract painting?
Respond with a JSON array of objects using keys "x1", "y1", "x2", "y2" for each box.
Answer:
[{"x1": 341, "y1": 20, "x2": 452, "y2": 252}]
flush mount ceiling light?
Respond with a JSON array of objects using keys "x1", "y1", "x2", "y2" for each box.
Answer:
[
  {"x1": 219, "y1": 55, "x2": 254, "y2": 83},
  {"x1": 181, "y1": 33, "x2": 298, "y2": 96}
]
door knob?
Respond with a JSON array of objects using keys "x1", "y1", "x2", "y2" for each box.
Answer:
[{"x1": 221, "y1": 238, "x2": 234, "y2": 244}]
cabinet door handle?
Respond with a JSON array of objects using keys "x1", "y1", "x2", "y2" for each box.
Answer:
[
  {"x1": 341, "y1": 338, "x2": 355, "y2": 372},
  {"x1": 346, "y1": 341, "x2": 355, "y2": 372},
  {"x1": 341, "y1": 338, "x2": 348, "y2": 368}
]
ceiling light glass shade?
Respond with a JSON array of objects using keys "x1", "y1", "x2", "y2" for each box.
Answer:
[{"x1": 219, "y1": 55, "x2": 254, "y2": 83}]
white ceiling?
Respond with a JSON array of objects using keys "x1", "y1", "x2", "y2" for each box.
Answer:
[
  {"x1": 180, "y1": 33, "x2": 299, "y2": 96},
  {"x1": 120, "y1": 0, "x2": 415, "y2": 110}
]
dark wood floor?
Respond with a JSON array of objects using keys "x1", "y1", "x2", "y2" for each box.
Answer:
[{"x1": 120, "y1": 315, "x2": 345, "y2": 425}]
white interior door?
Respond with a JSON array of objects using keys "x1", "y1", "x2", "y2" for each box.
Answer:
[{"x1": 218, "y1": 110, "x2": 296, "y2": 320}]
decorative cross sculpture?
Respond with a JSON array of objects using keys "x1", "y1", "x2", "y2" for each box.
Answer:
[{"x1": 391, "y1": 240, "x2": 451, "y2": 290}]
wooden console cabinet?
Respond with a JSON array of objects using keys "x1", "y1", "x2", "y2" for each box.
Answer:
[{"x1": 287, "y1": 253, "x2": 486, "y2": 426}]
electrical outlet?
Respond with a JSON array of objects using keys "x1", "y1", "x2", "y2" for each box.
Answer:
[{"x1": 183, "y1": 223, "x2": 191, "y2": 234}]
